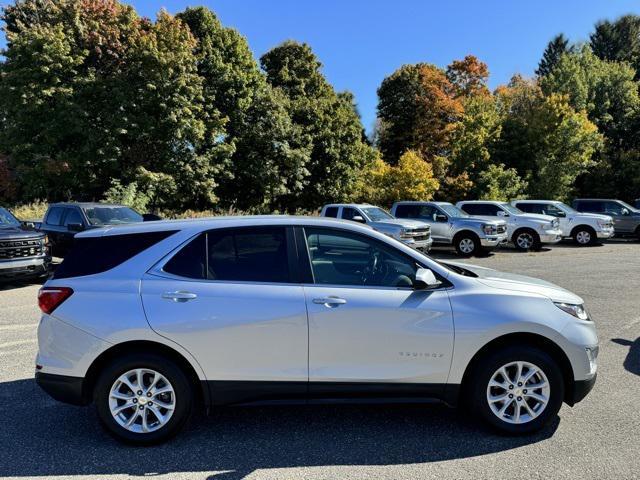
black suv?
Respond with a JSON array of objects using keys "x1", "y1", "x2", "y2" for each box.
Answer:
[
  {"x1": 38, "y1": 203, "x2": 159, "y2": 257},
  {"x1": 572, "y1": 199, "x2": 640, "y2": 239},
  {"x1": 0, "y1": 207, "x2": 51, "y2": 281}
]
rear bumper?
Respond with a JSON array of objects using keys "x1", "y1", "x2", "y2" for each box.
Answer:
[
  {"x1": 35, "y1": 371, "x2": 88, "y2": 406},
  {"x1": 0, "y1": 256, "x2": 51, "y2": 280},
  {"x1": 569, "y1": 374, "x2": 597, "y2": 406}
]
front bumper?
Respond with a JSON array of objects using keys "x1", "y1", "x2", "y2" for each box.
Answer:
[
  {"x1": 539, "y1": 229, "x2": 563, "y2": 244},
  {"x1": 35, "y1": 371, "x2": 88, "y2": 406},
  {"x1": 596, "y1": 226, "x2": 615, "y2": 239},
  {"x1": 480, "y1": 233, "x2": 508, "y2": 248},
  {"x1": 569, "y1": 374, "x2": 597, "y2": 406},
  {"x1": 401, "y1": 236, "x2": 433, "y2": 252},
  {"x1": 0, "y1": 256, "x2": 51, "y2": 280}
]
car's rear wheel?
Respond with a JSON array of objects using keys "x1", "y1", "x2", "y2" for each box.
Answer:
[
  {"x1": 572, "y1": 226, "x2": 597, "y2": 246},
  {"x1": 471, "y1": 345, "x2": 564, "y2": 434},
  {"x1": 454, "y1": 232, "x2": 480, "y2": 257},
  {"x1": 513, "y1": 229, "x2": 541, "y2": 251},
  {"x1": 94, "y1": 353, "x2": 193, "y2": 445}
]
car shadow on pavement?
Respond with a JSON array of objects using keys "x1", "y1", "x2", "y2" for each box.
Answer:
[
  {"x1": 611, "y1": 337, "x2": 640, "y2": 376},
  {"x1": 0, "y1": 378, "x2": 558, "y2": 479}
]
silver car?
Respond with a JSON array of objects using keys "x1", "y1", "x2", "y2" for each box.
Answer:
[{"x1": 36, "y1": 216, "x2": 597, "y2": 444}]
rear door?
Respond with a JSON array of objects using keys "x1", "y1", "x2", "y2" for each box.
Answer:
[
  {"x1": 141, "y1": 226, "x2": 309, "y2": 404},
  {"x1": 298, "y1": 226, "x2": 454, "y2": 397}
]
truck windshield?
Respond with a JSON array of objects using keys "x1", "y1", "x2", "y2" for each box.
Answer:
[
  {"x1": 82, "y1": 206, "x2": 144, "y2": 226},
  {"x1": 556, "y1": 202, "x2": 578, "y2": 214},
  {"x1": 0, "y1": 207, "x2": 20, "y2": 227},
  {"x1": 361, "y1": 207, "x2": 394, "y2": 222},
  {"x1": 439, "y1": 204, "x2": 469, "y2": 218},
  {"x1": 501, "y1": 204, "x2": 523, "y2": 215}
]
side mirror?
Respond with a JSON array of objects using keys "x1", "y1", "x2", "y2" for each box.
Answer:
[
  {"x1": 621, "y1": 208, "x2": 630, "y2": 216},
  {"x1": 21, "y1": 221, "x2": 35, "y2": 229},
  {"x1": 413, "y1": 268, "x2": 442, "y2": 290},
  {"x1": 556, "y1": 211, "x2": 566, "y2": 218},
  {"x1": 67, "y1": 223, "x2": 85, "y2": 232},
  {"x1": 351, "y1": 215, "x2": 366, "y2": 224},
  {"x1": 496, "y1": 211, "x2": 509, "y2": 217},
  {"x1": 435, "y1": 213, "x2": 448, "y2": 223}
]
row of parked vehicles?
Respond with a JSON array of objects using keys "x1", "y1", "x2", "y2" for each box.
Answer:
[
  {"x1": 0, "y1": 198, "x2": 638, "y2": 283},
  {"x1": 321, "y1": 198, "x2": 640, "y2": 257}
]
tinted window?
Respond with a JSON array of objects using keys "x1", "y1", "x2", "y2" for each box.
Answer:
[
  {"x1": 341, "y1": 207, "x2": 358, "y2": 220},
  {"x1": 0, "y1": 208, "x2": 19, "y2": 227},
  {"x1": 63, "y1": 208, "x2": 84, "y2": 226},
  {"x1": 46, "y1": 207, "x2": 64, "y2": 225},
  {"x1": 396, "y1": 204, "x2": 439, "y2": 221},
  {"x1": 575, "y1": 201, "x2": 603, "y2": 213},
  {"x1": 53, "y1": 231, "x2": 177, "y2": 279},
  {"x1": 163, "y1": 234, "x2": 207, "y2": 279},
  {"x1": 208, "y1": 227, "x2": 290, "y2": 282},
  {"x1": 324, "y1": 207, "x2": 338, "y2": 218},
  {"x1": 394, "y1": 205, "x2": 420, "y2": 218},
  {"x1": 460, "y1": 203, "x2": 500, "y2": 216},
  {"x1": 304, "y1": 227, "x2": 417, "y2": 287},
  {"x1": 83, "y1": 206, "x2": 143, "y2": 225},
  {"x1": 603, "y1": 201, "x2": 626, "y2": 215}
]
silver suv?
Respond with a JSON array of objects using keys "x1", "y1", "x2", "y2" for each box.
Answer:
[
  {"x1": 320, "y1": 203, "x2": 432, "y2": 251},
  {"x1": 36, "y1": 216, "x2": 597, "y2": 444},
  {"x1": 390, "y1": 201, "x2": 507, "y2": 256}
]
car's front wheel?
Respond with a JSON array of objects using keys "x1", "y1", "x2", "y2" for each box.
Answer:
[
  {"x1": 94, "y1": 353, "x2": 193, "y2": 445},
  {"x1": 454, "y1": 232, "x2": 481, "y2": 257},
  {"x1": 572, "y1": 226, "x2": 597, "y2": 246},
  {"x1": 471, "y1": 345, "x2": 564, "y2": 434},
  {"x1": 513, "y1": 229, "x2": 541, "y2": 251}
]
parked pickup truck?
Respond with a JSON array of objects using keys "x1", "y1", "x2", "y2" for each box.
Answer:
[
  {"x1": 390, "y1": 201, "x2": 508, "y2": 256},
  {"x1": 512, "y1": 200, "x2": 614, "y2": 246},
  {"x1": 37, "y1": 202, "x2": 159, "y2": 257},
  {"x1": 0, "y1": 207, "x2": 51, "y2": 281},
  {"x1": 320, "y1": 203, "x2": 433, "y2": 251},
  {"x1": 456, "y1": 200, "x2": 562, "y2": 251},
  {"x1": 572, "y1": 199, "x2": 640, "y2": 240}
]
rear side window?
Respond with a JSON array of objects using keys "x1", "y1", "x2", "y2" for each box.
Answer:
[
  {"x1": 341, "y1": 207, "x2": 358, "y2": 220},
  {"x1": 162, "y1": 227, "x2": 291, "y2": 283},
  {"x1": 324, "y1": 207, "x2": 338, "y2": 218},
  {"x1": 63, "y1": 209, "x2": 83, "y2": 226},
  {"x1": 46, "y1": 207, "x2": 64, "y2": 226},
  {"x1": 53, "y1": 231, "x2": 177, "y2": 279},
  {"x1": 394, "y1": 204, "x2": 420, "y2": 218}
]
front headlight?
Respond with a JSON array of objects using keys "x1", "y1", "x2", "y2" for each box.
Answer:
[
  {"x1": 554, "y1": 302, "x2": 590, "y2": 320},
  {"x1": 482, "y1": 224, "x2": 497, "y2": 235}
]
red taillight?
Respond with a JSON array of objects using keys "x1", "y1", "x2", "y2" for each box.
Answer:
[{"x1": 38, "y1": 287, "x2": 73, "y2": 314}]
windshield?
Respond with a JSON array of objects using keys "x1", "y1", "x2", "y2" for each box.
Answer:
[
  {"x1": 556, "y1": 202, "x2": 577, "y2": 214},
  {"x1": 361, "y1": 207, "x2": 394, "y2": 222},
  {"x1": 0, "y1": 207, "x2": 20, "y2": 227},
  {"x1": 618, "y1": 200, "x2": 638, "y2": 211},
  {"x1": 501, "y1": 203, "x2": 523, "y2": 215},
  {"x1": 439, "y1": 204, "x2": 469, "y2": 218},
  {"x1": 83, "y1": 206, "x2": 143, "y2": 226}
]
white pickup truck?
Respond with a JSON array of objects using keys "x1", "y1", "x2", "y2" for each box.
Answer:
[
  {"x1": 456, "y1": 200, "x2": 562, "y2": 251},
  {"x1": 320, "y1": 204, "x2": 433, "y2": 251},
  {"x1": 511, "y1": 200, "x2": 614, "y2": 246}
]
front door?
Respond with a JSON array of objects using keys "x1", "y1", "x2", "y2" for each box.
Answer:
[
  {"x1": 298, "y1": 226, "x2": 454, "y2": 398},
  {"x1": 141, "y1": 226, "x2": 308, "y2": 404}
]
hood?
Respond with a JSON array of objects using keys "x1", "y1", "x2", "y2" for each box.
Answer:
[
  {"x1": 0, "y1": 225, "x2": 45, "y2": 240},
  {"x1": 573, "y1": 212, "x2": 613, "y2": 222},
  {"x1": 370, "y1": 219, "x2": 430, "y2": 230},
  {"x1": 454, "y1": 217, "x2": 506, "y2": 227},
  {"x1": 513, "y1": 212, "x2": 556, "y2": 223},
  {"x1": 446, "y1": 261, "x2": 583, "y2": 304}
]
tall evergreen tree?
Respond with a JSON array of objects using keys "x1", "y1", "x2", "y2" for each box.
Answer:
[
  {"x1": 590, "y1": 15, "x2": 640, "y2": 78},
  {"x1": 536, "y1": 34, "x2": 570, "y2": 77}
]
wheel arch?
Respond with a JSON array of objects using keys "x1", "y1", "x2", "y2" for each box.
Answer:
[
  {"x1": 82, "y1": 340, "x2": 210, "y2": 408},
  {"x1": 511, "y1": 226, "x2": 538, "y2": 243},
  {"x1": 453, "y1": 229, "x2": 480, "y2": 242},
  {"x1": 570, "y1": 224, "x2": 596, "y2": 237},
  {"x1": 458, "y1": 332, "x2": 576, "y2": 406}
]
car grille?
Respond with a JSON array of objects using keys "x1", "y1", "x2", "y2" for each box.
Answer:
[
  {"x1": 407, "y1": 227, "x2": 431, "y2": 241},
  {"x1": 496, "y1": 225, "x2": 507, "y2": 234},
  {"x1": 0, "y1": 239, "x2": 44, "y2": 260}
]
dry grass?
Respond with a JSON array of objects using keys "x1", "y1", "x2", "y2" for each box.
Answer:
[{"x1": 8, "y1": 200, "x2": 49, "y2": 221}]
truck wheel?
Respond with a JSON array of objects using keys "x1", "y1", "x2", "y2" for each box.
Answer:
[
  {"x1": 94, "y1": 353, "x2": 193, "y2": 445},
  {"x1": 454, "y1": 232, "x2": 480, "y2": 257},
  {"x1": 470, "y1": 345, "x2": 564, "y2": 435},
  {"x1": 513, "y1": 229, "x2": 541, "y2": 251},
  {"x1": 572, "y1": 226, "x2": 597, "y2": 246}
]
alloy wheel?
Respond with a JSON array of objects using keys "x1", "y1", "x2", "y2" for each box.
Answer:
[
  {"x1": 576, "y1": 231, "x2": 591, "y2": 245},
  {"x1": 459, "y1": 238, "x2": 475, "y2": 254},
  {"x1": 486, "y1": 361, "x2": 550, "y2": 424},
  {"x1": 108, "y1": 368, "x2": 176, "y2": 434},
  {"x1": 516, "y1": 233, "x2": 534, "y2": 249}
]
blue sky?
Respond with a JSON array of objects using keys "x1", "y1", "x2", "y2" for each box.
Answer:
[{"x1": 2, "y1": 0, "x2": 639, "y2": 132}]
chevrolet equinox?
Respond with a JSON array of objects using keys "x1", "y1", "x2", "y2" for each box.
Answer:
[{"x1": 35, "y1": 216, "x2": 598, "y2": 444}]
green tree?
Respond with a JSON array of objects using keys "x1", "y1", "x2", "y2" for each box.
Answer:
[
  {"x1": 590, "y1": 15, "x2": 640, "y2": 78},
  {"x1": 261, "y1": 41, "x2": 375, "y2": 210},
  {"x1": 536, "y1": 34, "x2": 571, "y2": 77},
  {"x1": 476, "y1": 164, "x2": 528, "y2": 201}
]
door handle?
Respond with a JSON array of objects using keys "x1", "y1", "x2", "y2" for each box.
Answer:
[
  {"x1": 162, "y1": 291, "x2": 198, "y2": 302},
  {"x1": 312, "y1": 296, "x2": 347, "y2": 307}
]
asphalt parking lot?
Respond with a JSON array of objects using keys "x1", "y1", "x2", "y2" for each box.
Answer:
[{"x1": 0, "y1": 240, "x2": 639, "y2": 480}]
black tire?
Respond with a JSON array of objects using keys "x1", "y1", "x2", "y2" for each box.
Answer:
[
  {"x1": 94, "y1": 353, "x2": 194, "y2": 445},
  {"x1": 470, "y1": 345, "x2": 564, "y2": 435},
  {"x1": 572, "y1": 225, "x2": 597, "y2": 246},
  {"x1": 512, "y1": 228, "x2": 541, "y2": 251},
  {"x1": 453, "y1": 232, "x2": 481, "y2": 257}
]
